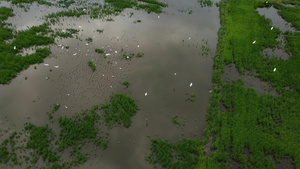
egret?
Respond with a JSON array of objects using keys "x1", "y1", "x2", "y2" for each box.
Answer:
[
  {"x1": 273, "y1": 68, "x2": 276, "y2": 72},
  {"x1": 190, "y1": 83, "x2": 193, "y2": 87},
  {"x1": 54, "y1": 66, "x2": 59, "y2": 68},
  {"x1": 137, "y1": 45, "x2": 140, "y2": 48},
  {"x1": 271, "y1": 27, "x2": 273, "y2": 30},
  {"x1": 174, "y1": 73, "x2": 177, "y2": 75},
  {"x1": 127, "y1": 56, "x2": 129, "y2": 59},
  {"x1": 145, "y1": 93, "x2": 147, "y2": 96},
  {"x1": 61, "y1": 46, "x2": 64, "y2": 49},
  {"x1": 115, "y1": 51, "x2": 118, "y2": 53},
  {"x1": 86, "y1": 43, "x2": 88, "y2": 46},
  {"x1": 73, "y1": 53, "x2": 77, "y2": 56},
  {"x1": 106, "y1": 53, "x2": 111, "y2": 56},
  {"x1": 44, "y1": 64, "x2": 49, "y2": 66},
  {"x1": 65, "y1": 106, "x2": 68, "y2": 109},
  {"x1": 79, "y1": 26, "x2": 82, "y2": 28},
  {"x1": 252, "y1": 41, "x2": 256, "y2": 44},
  {"x1": 14, "y1": 46, "x2": 16, "y2": 50},
  {"x1": 189, "y1": 37, "x2": 191, "y2": 40},
  {"x1": 158, "y1": 16, "x2": 160, "y2": 18}
]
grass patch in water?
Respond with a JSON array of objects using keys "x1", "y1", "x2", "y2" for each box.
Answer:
[
  {"x1": 101, "y1": 93, "x2": 138, "y2": 128},
  {"x1": 274, "y1": 3, "x2": 300, "y2": 30},
  {"x1": 122, "y1": 81, "x2": 130, "y2": 88},
  {"x1": 95, "y1": 48, "x2": 105, "y2": 54},
  {"x1": 88, "y1": 60, "x2": 96, "y2": 71}
]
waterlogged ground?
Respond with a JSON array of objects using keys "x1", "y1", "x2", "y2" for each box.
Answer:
[{"x1": 0, "y1": 0, "x2": 219, "y2": 168}]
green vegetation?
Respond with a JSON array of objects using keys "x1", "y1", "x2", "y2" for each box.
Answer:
[
  {"x1": 172, "y1": 115, "x2": 180, "y2": 125},
  {"x1": 198, "y1": 0, "x2": 213, "y2": 7},
  {"x1": 88, "y1": 60, "x2": 96, "y2": 71},
  {"x1": 57, "y1": 0, "x2": 75, "y2": 8},
  {"x1": 86, "y1": 37, "x2": 93, "y2": 43},
  {"x1": 101, "y1": 93, "x2": 138, "y2": 128},
  {"x1": 0, "y1": 9, "x2": 54, "y2": 84},
  {"x1": 0, "y1": 93, "x2": 137, "y2": 168},
  {"x1": 96, "y1": 29, "x2": 104, "y2": 33},
  {"x1": 95, "y1": 48, "x2": 105, "y2": 54},
  {"x1": 9, "y1": 0, "x2": 53, "y2": 6},
  {"x1": 135, "y1": 52, "x2": 144, "y2": 58},
  {"x1": 146, "y1": 0, "x2": 299, "y2": 169},
  {"x1": 146, "y1": 138, "x2": 204, "y2": 169},
  {"x1": 122, "y1": 81, "x2": 130, "y2": 88},
  {"x1": 186, "y1": 93, "x2": 196, "y2": 102},
  {"x1": 274, "y1": 3, "x2": 300, "y2": 30}
]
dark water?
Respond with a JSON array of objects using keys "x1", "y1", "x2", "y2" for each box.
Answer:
[{"x1": 0, "y1": 0, "x2": 220, "y2": 168}]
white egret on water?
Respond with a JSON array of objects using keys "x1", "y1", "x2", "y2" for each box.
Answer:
[
  {"x1": 137, "y1": 45, "x2": 140, "y2": 48},
  {"x1": 158, "y1": 16, "x2": 160, "y2": 18},
  {"x1": 273, "y1": 68, "x2": 276, "y2": 72},
  {"x1": 65, "y1": 106, "x2": 68, "y2": 109},
  {"x1": 174, "y1": 73, "x2": 177, "y2": 75},
  {"x1": 73, "y1": 53, "x2": 77, "y2": 56},
  {"x1": 115, "y1": 51, "x2": 118, "y2": 53},
  {"x1": 54, "y1": 66, "x2": 59, "y2": 68},
  {"x1": 190, "y1": 83, "x2": 193, "y2": 87},
  {"x1": 252, "y1": 40, "x2": 256, "y2": 44},
  {"x1": 106, "y1": 53, "x2": 111, "y2": 56},
  {"x1": 44, "y1": 64, "x2": 49, "y2": 66},
  {"x1": 271, "y1": 27, "x2": 273, "y2": 30},
  {"x1": 145, "y1": 93, "x2": 147, "y2": 96}
]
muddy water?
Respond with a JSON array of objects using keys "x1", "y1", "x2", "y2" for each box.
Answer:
[{"x1": 0, "y1": 0, "x2": 220, "y2": 168}]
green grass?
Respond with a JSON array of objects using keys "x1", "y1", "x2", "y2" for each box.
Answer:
[
  {"x1": 88, "y1": 60, "x2": 96, "y2": 71},
  {"x1": 198, "y1": 0, "x2": 213, "y2": 7},
  {"x1": 274, "y1": 3, "x2": 300, "y2": 30},
  {"x1": 101, "y1": 93, "x2": 138, "y2": 128},
  {"x1": 146, "y1": 138, "x2": 205, "y2": 169},
  {"x1": 95, "y1": 48, "x2": 105, "y2": 54},
  {"x1": 122, "y1": 81, "x2": 130, "y2": 88}
]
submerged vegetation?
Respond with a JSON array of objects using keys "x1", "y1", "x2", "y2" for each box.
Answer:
[{"x1": 198, "y1": 0, "x2": 213, "y2": 7}]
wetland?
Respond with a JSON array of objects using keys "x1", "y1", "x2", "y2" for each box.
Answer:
[{"x1": 0, "y1": 0, "x2": 299, "y2": 169}]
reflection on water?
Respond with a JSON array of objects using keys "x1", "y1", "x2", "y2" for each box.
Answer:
[
  {"x1": 256, "y1": 6, "x2": 296, "y2": 32},
  {"x1": 0, "y1": 1, "x2": 220, "y2": 168}
]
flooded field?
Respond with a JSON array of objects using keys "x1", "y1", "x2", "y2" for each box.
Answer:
[{"x1": 0, "y1": 0, "x2": 219, "y2": 168}]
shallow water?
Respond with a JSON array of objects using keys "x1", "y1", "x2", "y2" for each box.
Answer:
[{"x1": 0, "y1": 0, "x2": 220, "y2": 168}]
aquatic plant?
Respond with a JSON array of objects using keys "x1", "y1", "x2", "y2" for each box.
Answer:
[
  {"x1": 88, "y1": 60, "x2": 96, "y2": 71},
  {"x1": 95, "y1": 48, "x2": 105, "y2": 54},
  {"x1": 101, "y1": 93, "x2": 138, "y2": 128},
  {"x1": 146, "y1": 138, "x2": 204, "y2": 169},
  {"x1": 198, "y1": 0, "x2": 213, "y2": 7},
  {"x1": 122, "y1": 81, "x2": 130, "y2": 88}
]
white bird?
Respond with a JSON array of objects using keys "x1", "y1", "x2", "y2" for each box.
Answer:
[
  {"x1": 61, "y1": 46, "x2": 64, "y2": 49},
  {"x1": 73, "y1": 53, "x2": 77, "y2": 56},
  {"x1": 266, "y1": 1, "x2": 268, "y2": 3},
  {"x1": 83, "y1": 9, "x2": 86, "y2": 11},
  {"x1": 87, "y1": 50, "x2": 89, "y2": 52},
  {"x1": 102, "y1": 74, "x2": 104, "y2": 76},
  {"x1": 112, "y1": 75, "x2": 114, "y2": 78},
  {"x1": 137, "y1": 45, "x2": 140, "y2": 48},
  {"x1": 54, "y1": 66, "x2": 59, "y2": 68},
  {"x1": 271, "y1": 27, "x2": 273, "y2": 30},
  {"x1": 273, "y1": 68, "x2": 276, "y2": 72},
  {"x1": 115, "y1": 51, "x2": 118, "y2": 53},
  {"x1": 45, "y1": 76, "x2": 49, "y2": 80},
  {"x1": 58, "y1": 44, "x2": 62, "y2": 47},
  {"x1": 174, "y1": 73, "x2": 177, "y2": 75},
  {"x1": 158, "y1": 16, "x2": 160, "y2": 18},
  {"x1": 127, "y1": 56, "x2": 129, "y2": 59},
  {"x1": 44, "y1": 63, "x2": 49, "y2": 66},
  {"x1": 78, "y1": 26, "x2": 82, "y2": 28},
  {"x1": 14, "y1": 46, "x2": 16, "y2": 50},
  {"x1": 86, "y1": 43, "x2": 88, "y2": 46},
  {"x1": 190, "y1": 83, "x2": 193, "y2": 87},
  {"x1": 119, "y1": 67, "x2": 122, "y2": 69},
  {"x1": 65, "y1": 106, "x2": 68, "y2": 109},
  {"x1": 125, "y1": 45, "x2": 128, "y2": 48},
  {"x1": 106, "y1": 53, "x2": 111, "y2": 56},
  {"x1": 145, "y1": 93, "x2": 147, "y2": 96},
  {"x1": 110, "y1": 85, "x2": 112, "y2": 88},
  {"x1": 189, "y1": 37, "x2": 191, "y2": 40},
  {"x1": 67, "y1": 94, "x2": 70, "y2": 96},
  {"x1": 252, "y1": 40, "x2": 256, "y2": 44}
]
